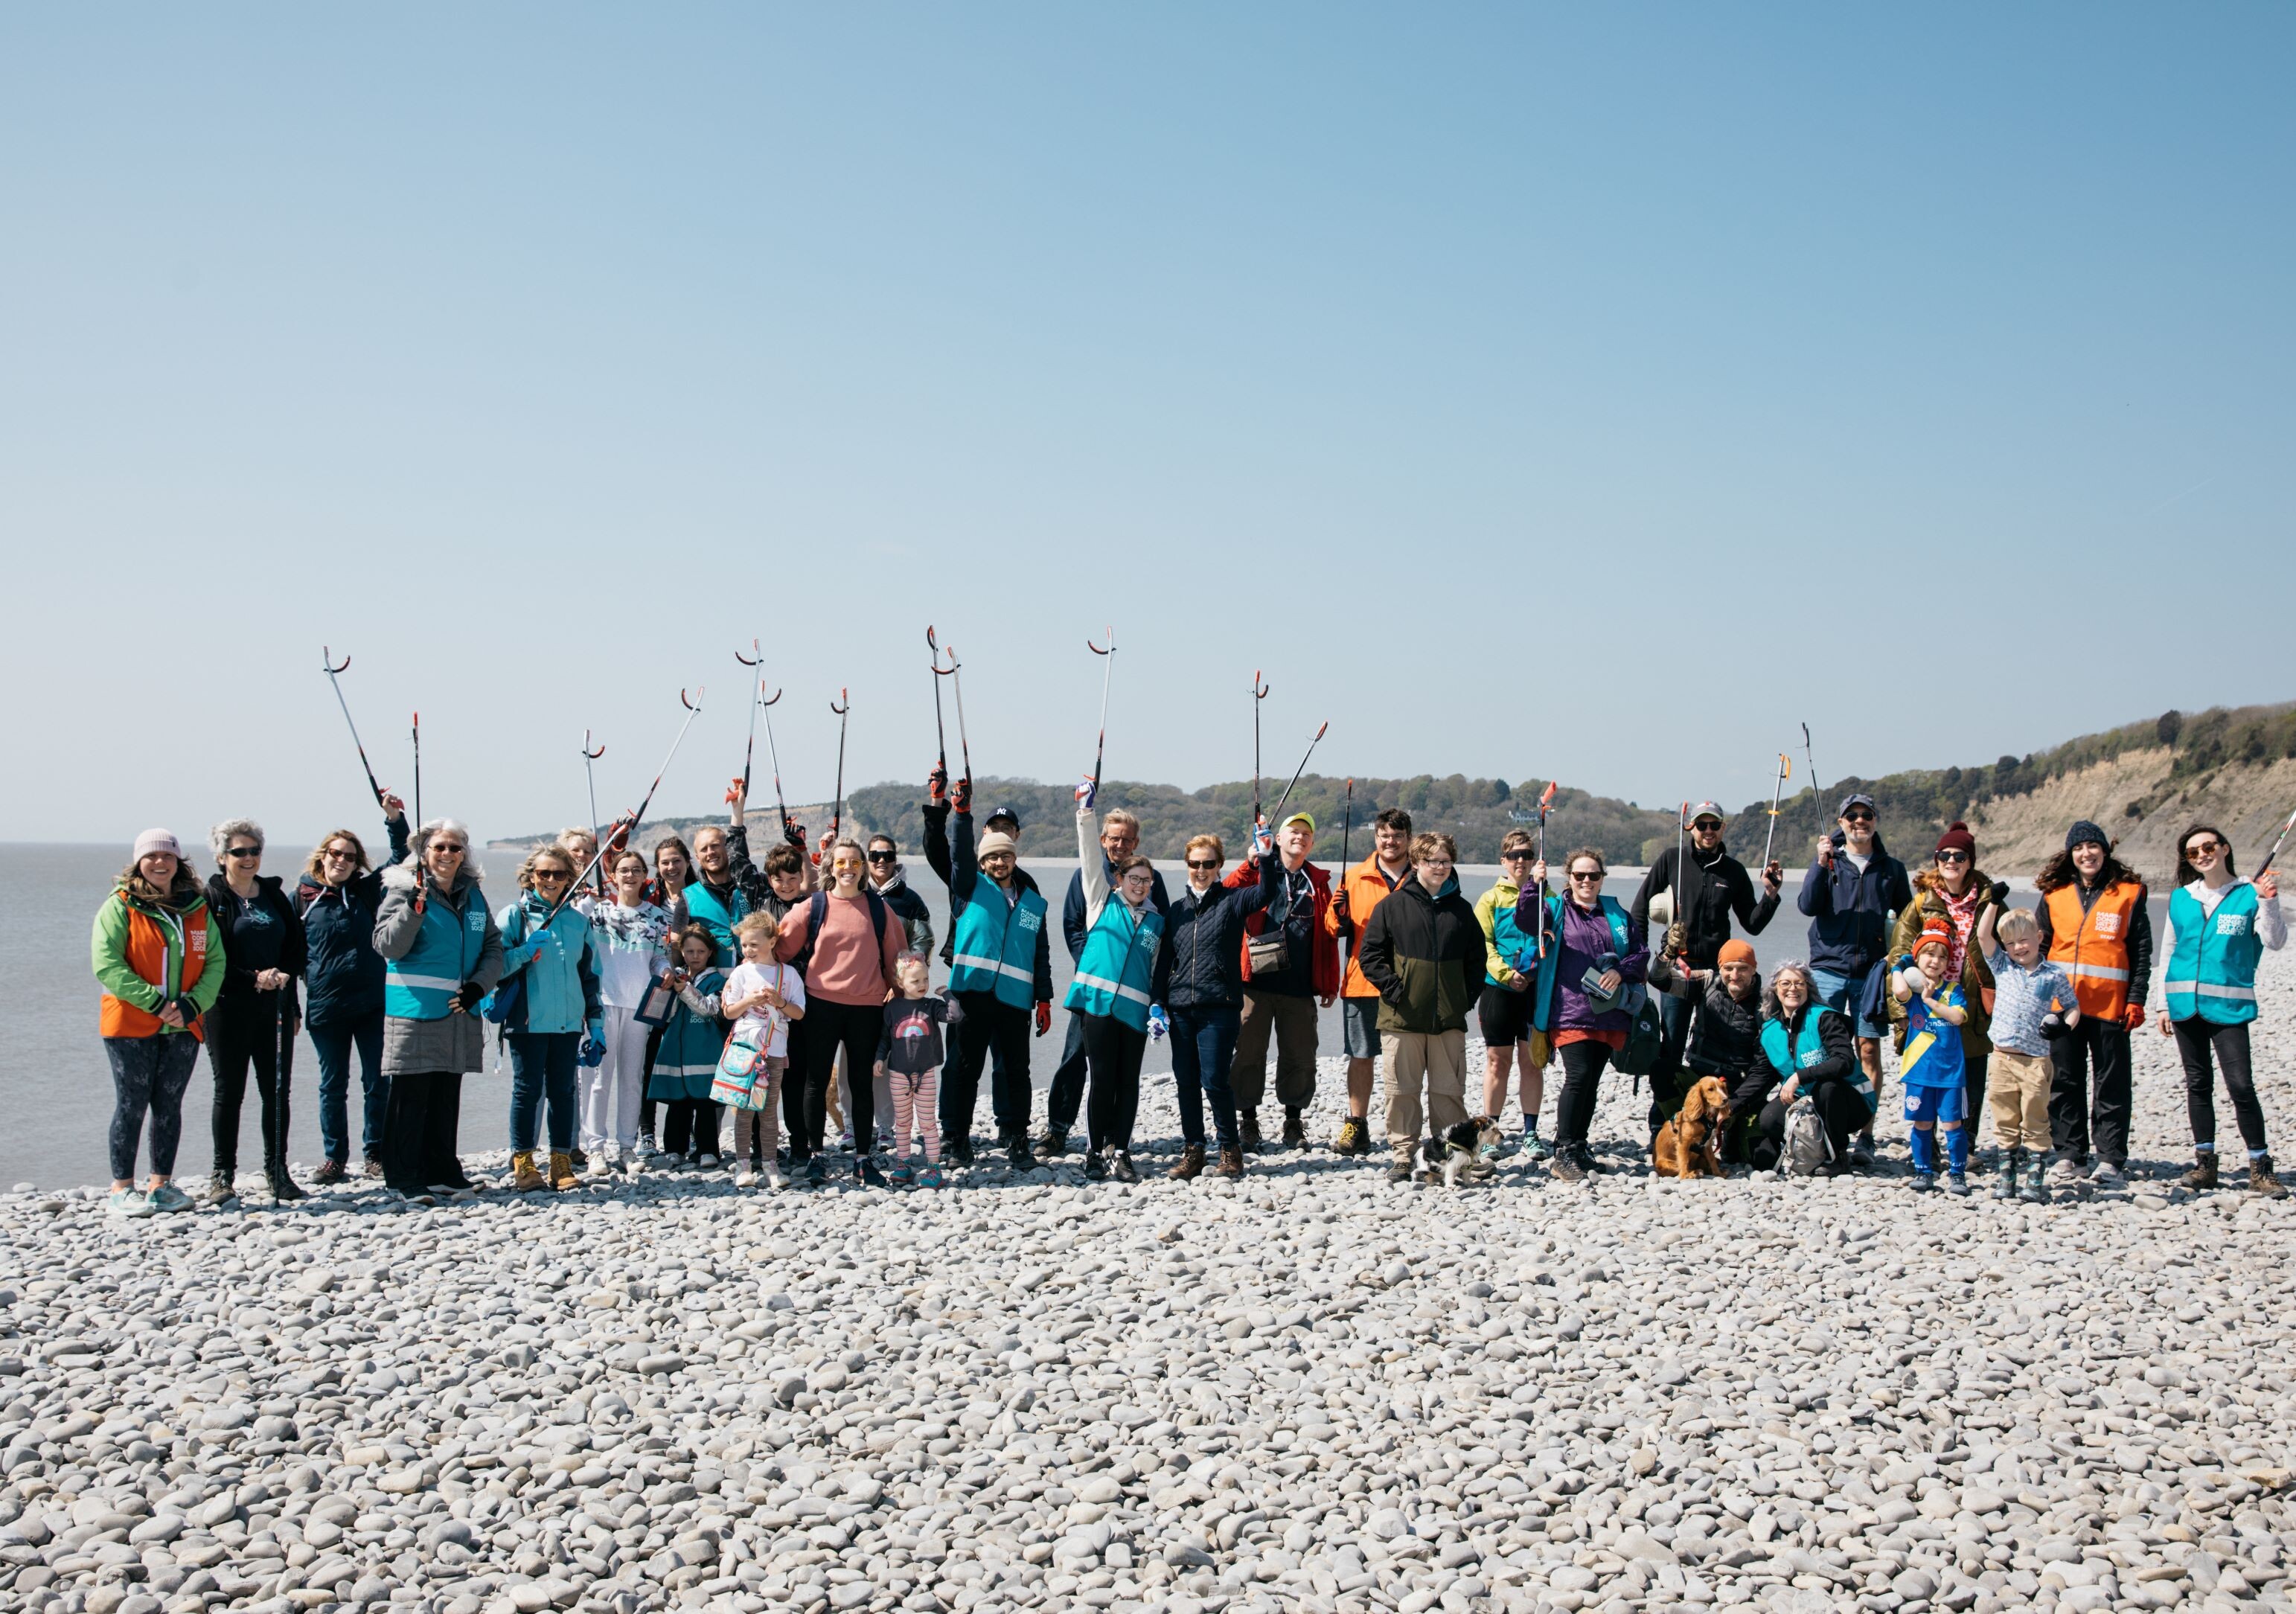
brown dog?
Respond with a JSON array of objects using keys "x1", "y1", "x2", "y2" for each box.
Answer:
[{"x1": 1653, "y1": 1075, "x2": 1728, "y2": 1178}]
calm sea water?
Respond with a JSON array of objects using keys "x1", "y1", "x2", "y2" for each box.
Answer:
[{"x1": 1, "y1": 843, "x2": 2133, "y2": 1189}]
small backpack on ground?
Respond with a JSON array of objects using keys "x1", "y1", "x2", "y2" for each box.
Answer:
[{"x1": 1782, "y1": 1098, "x2": 1830, "y2": 1177}]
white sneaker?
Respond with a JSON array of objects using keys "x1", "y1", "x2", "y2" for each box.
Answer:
[
  {"x1": 2088, "y1": 1159, "x2": 2126, "y2": 1190},
  {"x1": 108, "y1": 1186, "x2": 157, "y2": 1219},
  {"x1": 2047, "y1": 1157, "x2": 2085, "y2": 1188},
  {"x1": 735, "y1": 1170, "x2": 759, "y2": 1189},
  {"x1": 767, "y1": 1170, "x2": 791, "y2": 1191}
]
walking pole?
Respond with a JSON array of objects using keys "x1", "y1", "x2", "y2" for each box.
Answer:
[
  {"x1": 1086, "y1": 628, "x2": 1116, "y2": 792},
  {"x1": 828, "y1": 688, "x2": 850, "y2": 847},
  {"x1": 411, "y1": 713, "x2": 423, "y2": 827},
  {"x1": 1268, "y1": 722, "x2": 1331, "y2": 825},
  {"x1": 2257, "y1": 804, "x2": 2296, "y2": 879},
  {"x1": 925, "y1": 627, "x2": 951, "y2": 778},
  {"x1": 582, "y1": 731, "x2": 607, "y2": 895},
  {"x1": 544, "y1": 687, "x2": 703, "y2": 926},
  {"x1": 1250, "y1": 670, "x2": 1270, "y2": 827},
  {"x1": 734, "y1": 639, "x2": 771, "y2": 805},
  {"x1": 1760, "y1": 754, "x2": 1791, "y2": 873},
  {"x1": 319, "y1": 648, "x2": 386, "y2": 808}
]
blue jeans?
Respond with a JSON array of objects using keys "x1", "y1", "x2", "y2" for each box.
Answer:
[
  {"x1": 508, "y1": 1032, "x2": 581, "y2": 1153},
  {"x1": 104, "y1": 1034, "x2": 201, "y2": 1181},
  {"x1": 310, "y1": 1012, "x2": 388, "y2": 1165},
  {"x1": 1809, "y1": 964, "x2": 1886, "y2": 1039},
  {"x1": 1169, "y1": 1002, "x2": 1243, "y2": 1153}
]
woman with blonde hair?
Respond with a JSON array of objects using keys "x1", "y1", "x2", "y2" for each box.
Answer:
[
  {"x1": 497, "y1": 844, "x2": 604, "y2": 1187},
  {"x1": 296, "y1": 792, "x2": 410, "y2": 1182}
]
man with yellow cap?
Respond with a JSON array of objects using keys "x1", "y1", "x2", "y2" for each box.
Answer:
[{"x1": 1223, "y1": 809, "x2": 1339, "y2": 1150}]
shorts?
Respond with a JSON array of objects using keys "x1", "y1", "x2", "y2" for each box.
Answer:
[
  {"x1": 1477, "y1": 982, "x2": 1537, "y2": 1047},
  {"x1": 1903, "y1": 1083, "x2": 1968, "y2": 1126},
  {"x1": 1342, "y1": 997, "x2": 1382, "y2": 1060},
  {"x1": 1809, "y1": 964, "x2": 1886, "y2": 1040}
]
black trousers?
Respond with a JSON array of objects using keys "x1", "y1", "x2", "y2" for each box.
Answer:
[
  {"x1": 207, "y1": 993, "x2": 291, "y2": 1177},
  {"x1": 1552, "y1": 1040, "x2": 1614, "y2": 1152},
  {"x1": 778, "y1": 1017, "x2": 809, "y2": 1159},
  {"x1": 383, "y1": 1069, "x2": 465, "y2": 1191},
  {"x1": 944, "y1": 990, "x2": 1035, "y2": 1144},
  {"x1": 639, "y1": 1021, "x2": 666, "y2": 1140},
  {"x1": 2174, "y1": 1017, "x2": 2269, "y2": 1153},
  {"x1": 1963, "y1": 1051, "x2": 1989, "y2": 1134},
  {"x1": 2048, "y1": 1015, "x2": 2132, "y2": 1166},
  {"x1": 1046, "y1": 1010, "x2": 1090, "y2": 1134},
  {"x1": 662, "y1": 1098, "x2": 724, "y2": 1157},
  {"x1": 1081, "y1": 1011, "x2": 1147, "y2": 1153},
  {"x1": 802, "y1": 1000, "x2": 882, "y2": 1160},
  {"x1": 1751, "y1": 1077, "x2": 1870, "y2": 1171}
]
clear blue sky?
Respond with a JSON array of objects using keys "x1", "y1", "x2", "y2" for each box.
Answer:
[{"x1": 4, "y1": 6, "x2": 2289, "y2": 845}]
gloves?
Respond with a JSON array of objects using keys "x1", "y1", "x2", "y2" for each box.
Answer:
[
  {"x1": 2123, "y1": 1002, "x2": 2148, "y2": 1031},
  {"x1": 578, "y1": 1030, "x2": 607, "y2": 1067},
  {"x1": 451, "y1": 980, "x2": 485, "y2": 1015},
  {"x1": 1251, "y1": 821, "x2": 1274, "y2": 860},
  {"x1": 2038, "y1": 1011, "x2": 2069, "y2": 1041},
  {"x1": 1663, "y1": 921, "x2": 1688, "y2": 958},
  {"x1": 953, "y1": 774, "x2": 973, "y2": 814},
  {"x1": 784, "y1": 817, "x2": 808, "y2": 851},
  {"x1": 1147, "y1": 1005, "x2": 1168, "y2": 1043},
  {"x1": 928, "y1": 763, "x2": 948, "y2": 805},
  {"x1": 1035, "y1": 1000, "x2": 1052, "y2": 1037},
  {"x1": 1989, "y1": 880, "x2": 2011, "y2": 906},
  {"x1": 1077, "y1": 775, "x2": 1098, "y2": 812},
  {"x1": 171, "y1": 995, "x2": 201, "y2": 1026}
]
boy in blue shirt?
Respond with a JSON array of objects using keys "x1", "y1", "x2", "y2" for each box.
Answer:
[{"x1": 1895, "y1": 916, "x2": 1971, "y2": 1194}]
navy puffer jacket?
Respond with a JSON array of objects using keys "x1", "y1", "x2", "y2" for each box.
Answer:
[{"x1": 295, "y1": 816, "x2": 412, "y2": 1025}]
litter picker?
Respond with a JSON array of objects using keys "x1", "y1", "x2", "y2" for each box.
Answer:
[
  {"x1": 319, "y1": 647, "x2": 386, "y2": 808},
  {"x1": 828, "y1": 688, "x2": 850, "y2": 847},
  {"x1": 925, "y1": 627, "x2": 950, "y2": 777},
  {"x1": 541, "y1": 688, "x2": 703, "y2": 926},
  {"x1": 411, "y1": 713, "x2": 423, "y2": 827},
  {"x1": 1534, "y1": 781, "x2": 1558, "y2": 958},
  {"x1": 1250, "y1": 670, "x2": 1270, "y2": 827},
  {"x1": 1267, "y1": 722, "x2": 1330, "y2": 827},
  {"x1": 733, "y1": 639, "x2": 778, "y2": 807},
  {"x1": 1086, "y1": 628, "x2": 1116, "y2": 792},
  {"x1": 1801, "y1": 722, "x2": 1826, "y2": 830},
  {"x1": 1760, "y1": 753, "x2": 1792, "y2": 873},
  {"x1": 582, "y1": 731, "x2": 607, "y2": 895},
  {"x1": 2257, "y1": 804, "x2": 2296, "y2": 879}
]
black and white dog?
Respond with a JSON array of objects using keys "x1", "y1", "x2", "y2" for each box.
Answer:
[{"x1": 1415, "y1": 1118, "x2": 1503, "y2": 1186}]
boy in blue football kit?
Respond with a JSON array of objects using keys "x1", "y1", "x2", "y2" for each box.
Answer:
[{"x1": 1896, "y1": 915, "x2": 1971, "y2": 1194}]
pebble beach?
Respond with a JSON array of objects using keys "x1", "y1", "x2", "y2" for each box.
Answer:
[{"x1": 4, "y1": 957, "x2": 2294, "y2": 1614}]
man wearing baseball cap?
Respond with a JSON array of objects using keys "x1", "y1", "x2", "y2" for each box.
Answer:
[
  {"x1": 1797, "y1": 791, "x2": 1913, "y2": 1167},
  {"x1": 1630, "y1": 801, "x2": 1782, "y2": 1130},
  {"x1": 1224, "y1": 808, "x2": 1339, "y2": 1150}
]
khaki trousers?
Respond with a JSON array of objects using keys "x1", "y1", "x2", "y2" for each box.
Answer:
[{"x1": 1385, "y1": 1028, "x2": 1468, "y2": 1157}]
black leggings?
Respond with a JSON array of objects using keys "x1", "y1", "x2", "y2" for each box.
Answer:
[
  {"x1": 639, "y1": 1022, "x2": 665, "y2": 1140},
  {"x1": 1081, "y1": 1011, "x2": 1147, "y2": 1153},
  {"x1": 802, "y1": 1000, "x2": 883, "y2": 1159},
  {"x1": 778, "y1": 1017, "x2": 809, "y2": 1159},
  {"x1": 1750, "y1": 1077, "x2": 1870, "y2": 1171},
  {"x1": 207, "y1": 993, "x2": 290, "y2": 1176},
  {"x1": 1552, "y1": 1040, "x2": 1614, "y2": 1152},
  {"x1": 662, "y1": 1098, "x2": 724, "y2": 1157},
  {"x1": 2174, "y1": 1017, "x2": 2269, "y2": 1153},
  {"x1": 944, "y1": 990, "x2": 1035, "y2": 1144}
]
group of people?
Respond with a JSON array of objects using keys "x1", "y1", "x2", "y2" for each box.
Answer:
[{"x1": 91, "y1": 768, "x2": 2287, "y2": 1214}]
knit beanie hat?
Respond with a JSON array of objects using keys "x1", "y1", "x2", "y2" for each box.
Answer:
[
  {"x1": 1916, "y1": 916, "x2": 1954, "y2": 956},
  {"x1": 132, "y1": 828, "x2": 182, "y2": 861},
  {"x1": 1934, "y1": 822, "x2": 1976, "y2": 859},
  {"x1": 2065, "y1": 820, "x2": 2108, "y2": 853},
  {"x1": 976, "y1": 831, "x2": 1018, "y2": 860},
  {"x1": 1717, "y1": 939, "x2": 1756, "y2": 968}
]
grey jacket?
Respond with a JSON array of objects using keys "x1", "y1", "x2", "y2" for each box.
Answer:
[{"x1": 374, "y1": 861, "x2": 504, "y2": 1077}]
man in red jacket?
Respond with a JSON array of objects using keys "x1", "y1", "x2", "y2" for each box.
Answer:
[{"x1": 1225, "y1": 810, "x2": 1340, "y2": 1150}]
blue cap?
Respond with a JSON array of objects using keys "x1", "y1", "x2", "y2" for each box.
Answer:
[
  {"x1": 986, "y1": 805, "x2": 1023, "y2": 831},
  {"x1": 1838, "y1": 792, "x2": 1877, "y2": 816}
]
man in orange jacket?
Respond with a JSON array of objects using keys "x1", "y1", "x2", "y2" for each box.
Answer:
[{"x1": 1326, "y1": 808, "x2": 1413, "y2": 1156}]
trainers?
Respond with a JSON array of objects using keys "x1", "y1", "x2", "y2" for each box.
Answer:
[
  {"x1": 1477, "y1": 1121, "x2": 1504, "y2": 1162},
  {"x1": 1111, "y1": 1150, "x2": 1140, "y2": 1184},
  {"x1": 802, "y1": 1156, "x2": 826, "y2": 1188},
  {"x1": 2088, "y1": 1159, "x2": 2126, "y2": 1191},
  {"x1": 1520, "y1": 1125, "x2": 1552, "y2": 1162},
  {"x1": 735, "y1": 1168, "x2": 759, "y2": 1189},
  {"x1": 1333, "y1": 1115, "x2": 1372, "y2": 1156},
  {"x1": 1910, "y1": 1171, "x2": 1937, "y2": 1193},
  {"x1": 636, "y1": 1130, "x2": 656, "y2": 1156},
  {"x1": 889, "y1": 1162, "x2": 915, "y2": 1186},
  {"x1": 147, "y1": 1182, "x2": 193, "y2": 1214},
  {"x1": 109, "y1": 1185, "x2": 157, "y2": 1218},
  {"x1": 857, "y1": 1156, "x2": 887, "y2": 1188},
  {"x1": 1550, "y1": 1153, "x2": 1586, "y2": 1183},
  {"x1": 1281, "y1": 1108, "x2": 1305, "y2": 1149},
  {"x1": 2047, "y1": 1156, "x2": 2085, "y2": 1188},
  {"x1": 1386, "y1": 1158, "x2": 1415, "y2": 1185},
  {"x1": 766, "y1": 1169, "x2": 791, "y2": 1191},
  {"x1": 360, "y1": 1158, "x2": 384, "y2": 1179},
  {"x1": 1993, "y1": 1149, "x2": 2023, "y2": 1200},
  {"x1": 2252, "y1": 1154, "x2": 2290, "y2": 1199},
  {"x1": 1944, "y1": 1173, "x2": 1971, "y2": 1197},
  {"x1": 1037, "y1": 1128, "x2": 1070, "y2": 1159},
  {"x1": 1084, "y1": 1150, "x2": 1110, "y2": 1182}
]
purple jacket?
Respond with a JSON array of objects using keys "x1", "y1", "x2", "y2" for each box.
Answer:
[{"x1": 1518, "y1": 888, "x2": 1650, "y2": 1037}]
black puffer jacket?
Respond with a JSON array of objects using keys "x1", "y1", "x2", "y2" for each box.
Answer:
[
  {"x1": 205, "y1": 872, "x2": 306, "y2": 1013},
  {"x1": 1630, "y1": 842, "x2": 1780, "y2": 970},
  {"x1": 295, "y1": 815, "x2": 411, "y2": 1025},
  {"x1": 1160, "y1": 878, "x2": 1273, "y2": 1011}
]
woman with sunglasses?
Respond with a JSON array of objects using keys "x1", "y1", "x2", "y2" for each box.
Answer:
[
  {"x1": 1522, "y1": 846, "x2": 1649, "y2": 1181},
  {"x1": 1885, "y1": 822, "x2": 1998, "y2": 1158},
  {"x1": 1158, "y1": 832, "x2": 1278, "y2": 1179},
  {"x1": 498, "y1": 845, "x2": 608, "y2": 1182},
  {"x1": 2158, "y1": 824, "x2": 2287, "y2": 1197},
  {"x1": 1474, "y1": 829, "x2": 1551, "y2": 1158},
  {"x1": 202, "y1": 819, "x2": 310, "y2": 1204},
  {"x1": 374, "y1": 819, "x2": 504, "y2": 1195},
  {"x1": 297, "y1": 793, "x2": 410, "y2": 1184}
]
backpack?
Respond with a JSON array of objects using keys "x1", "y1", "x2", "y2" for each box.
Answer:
[
  {"x1": 1782, "y1": 1098, "x2": 1830, "y2": 1177},
  {"x1": 1609, "y1": 997, "x2": 1666, "y2": 1077}
]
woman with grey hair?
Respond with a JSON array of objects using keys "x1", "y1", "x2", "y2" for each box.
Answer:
[
  {"x1": 202, "y1": 818, "x2": 308, "y2": 1203},
  {"x1": 1751, "y1": 958, "x2": 1874, "y2": 1174},
  {"x1": 374, "y1": 818, "x2": 504, "y2": 1194}
]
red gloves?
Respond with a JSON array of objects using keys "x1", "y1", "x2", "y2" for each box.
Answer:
[
  {"x1": 1035, "y1": 1000, "x2": 1052, "y2": 1037},
  {"x1": 2123, "y1": 1002, "x2": 2147, "y2": 1031},
  {"x1": 928, "y1": 763, "x2": 948, "y2": 806},
  {"x1": 784, "y1": 818, "x2": 808, "y2": 852},
  {"x1": 953, "y1": 775, "x2": 973, "y2": 814}
]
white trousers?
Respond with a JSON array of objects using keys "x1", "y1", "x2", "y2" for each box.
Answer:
[{"x1": 581, "y1": 1007, "x2": 647, "y2": 1156}]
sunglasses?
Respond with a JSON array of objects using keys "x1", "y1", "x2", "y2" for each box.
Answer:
[
  {"x1": 1843, "y1": 813, "x2": 1875, "y2": 824},
  {"x1": 1569, "y1": 870, "x2": 1604, "y2": 883},
  {"x1": 1186, "y1": 858, "x2": 1220, "y2": 871},
  {"x1": 1501, "y1": 851, "x2": 1534, "y2": 861},
  {"x1": 321, "y1": 847, "x2": 357, "y2": 861},
  {"x1": 532, "y1": 870, "x2": 570, "y2": 883},
  {"x1": 866, "y1": 851, "x2": 898, "y2": 862},
  {"x1": 432, "y1": 843, "x2": 467, "y2": 855},
  {"x1": 1692, "y1": 820, "x2": 1723, "y2": 831},
  {"x1": 2186, "y1": 841, "x2": 2222, "y2": 858},
  {"x1": 1935, "y1": 851, "x2": 1969, "y2": 865},
  {"x1": 225, "y1": 848, "x2": 262, "y2": 859}
]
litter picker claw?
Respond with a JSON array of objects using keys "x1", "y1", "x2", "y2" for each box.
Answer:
[{"x1": 319, "y1": 647, "x2": 386, "y2": 809}]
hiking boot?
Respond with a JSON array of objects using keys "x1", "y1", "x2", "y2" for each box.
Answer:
[
  {"x1": 268, "y1": 1162, "x2": 308, "y2": 1202},
  {"x1": 805, "y1": 1155, "x2": 827, "y2": 1189},
  {"x1": 1992, "y1": 1148, "x2": 2023, "y2": 1200},
  {"x1": 1910, "y1": 1171, "x2": 1937, "y2": 1194},
  {"x1": 1333, "y1": 1115, "x2": 1372, "y2": 1156},
  {"x1": 1549, "y1": 1152, "x2": 1586, "y2": 1183},
  {"x1": 510, "y1": 1151, "x2": 546, "y2": 1193},
  {"x1": 2020, "y1": 1155, "x2": 2049, "y2": 1204},
  {"x1": 311, "y1": 1158, "x2": 347, "y2": 1186},
  {"x1": 2251, "y1": 1155, "x2": 2289, "y2": 1200},
  {"x1": 1281, "y1": 1107, "x2": 1305, "y2": 1149},
  {"x1": 1084, "y1": 1150, "x2": 1110, "y2": 1182},
  {"x1": 1386, "y1": 1155, "x2": 1415, "y2": 1185},
  {"x1": 202, "y1": 1171, "x2": 237, "y2": 1205},
  {"x1": 549, "y1": 1150, "x2": 579, "y2": 1191},
  {"x1": 2181, "y1": 1152, "x2": 2219, "y2": 1191},
  {"x1": 1849, "y1": 1136, "x2": 1876, "y2": 1169},
  {"x1": 360, "y1": 1158, "x2": 384, "y2": 1179},
  {"x1": 1239, "y1": 1110, "x2": 1264, "y2": 1154},
  {"x1": 569, "y1": 1147, "x2": 589, "y2": 1174},
  {"x1": 1169, "y1": 1144, "x2": 1206, "y2": 1181},
  {"x1": 1037, "y1": 1127, "x2": 1072, "y2": 1158},
  {"x1": 1215, "y1": 1148, "x2": 1245, "y2": 1179},
  {"x1": 1944, "y1": 1172, "x2": 1971, "y2": 1197},
  {"x1": 1111, "y1": 1150, "x2": 1140, "y2": 1184},
  {"x1": 948, "y1": 1136, "x2": 976, "y2": 1166},
  {"x1": 1008, "y1": 1136, "x2": 1037, "y2": 1173}
]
